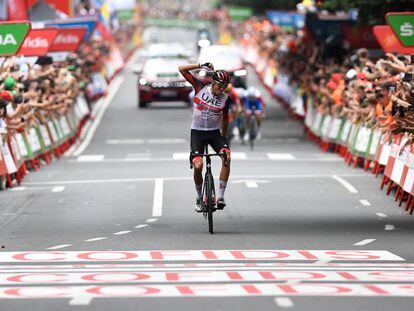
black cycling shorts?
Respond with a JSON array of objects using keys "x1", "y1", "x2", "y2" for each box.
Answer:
[{"x1": 190, "y1": 129, "x2": 229, "y2": 155}]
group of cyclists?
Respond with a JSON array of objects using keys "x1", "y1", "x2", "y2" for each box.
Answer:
[{"x1": 178, "y1": 62, "x2": 266, "y2": 213}]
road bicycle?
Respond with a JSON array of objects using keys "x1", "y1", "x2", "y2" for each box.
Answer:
[{"x1": 190, "y1": 146, "x2": 228, "y2": 234}]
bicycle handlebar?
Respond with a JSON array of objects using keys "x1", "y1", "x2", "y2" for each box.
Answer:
[{"x1": 189, "y1": 152, "x2": 228, "y2": 169}]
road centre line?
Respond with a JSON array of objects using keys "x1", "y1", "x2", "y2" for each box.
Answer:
[
  {"x1": 332, "y1": 175, "x2": 358, "y2": 193},
  {"x1": 354, "y1": 239, "x2": 376, "y2": 246},
  {"x1": 22, "y1": 173, "x2": 368, "y2": 186},
  {"x1": 77, "y1": 154, "x2": 105, "y2": 162},
  {"x1": 85, "y1": 237, "x2": 107, "y2": 242},
  {"x1": 52, "y1": 186, "x2": 65, "y2": 193},
  {"x1": 376, "y1": 213, "x2": 388, "y2": 218},
  {"x1": 246, "y1": 181, "x2": 258, "y2": 188},
  {"x1": 359, "y1": 199, "x2": 371, "y2": 206},
  {"x1": 46, "y1": 245, "x2": 72, "y2": 250},
  {"x1": 72, "y1": 75, "x2": 125, "y2": 157},
  {"x1": 113, "y1": 231, "x2": 131, "y2": 235},
  {"x1": 274, "y1": 297, "x2": 294, "y2": 308},
  {"x1": 152, "y1": 179, "x2": 164, "y2": 217},
  {"x1": 69, "y1": 296, "x2": 93, "y2": 305},
  {"x1": 146, "y1": 218, "x2": 158, "y2": 223},
  {"x1": 267, "y1": 153, "x2": 296, "y2": 160},
  {"x1": 385, "y1": 225, "x2": 395, "y2": 231},
  {"x1": 135, "y1": 224, "x2": 148, "y2": 229}
]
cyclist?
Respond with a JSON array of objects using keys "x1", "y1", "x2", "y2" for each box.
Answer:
[
  {"x1": 242, "y1": 87, "x2": 266, "y2": 140},
  {"x1": 178, "y1": 62, "x2": 231, "y2": 212}
]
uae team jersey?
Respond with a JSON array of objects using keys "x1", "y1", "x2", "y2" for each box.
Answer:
[{"x1": 191, "y1": 84, "x2": 229, "y2": 131}]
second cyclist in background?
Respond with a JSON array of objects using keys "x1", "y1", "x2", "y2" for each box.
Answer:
[{"x1": 242, "y1": 87, "x2": 266, "y2": 140}]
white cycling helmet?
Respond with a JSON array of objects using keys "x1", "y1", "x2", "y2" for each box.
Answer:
[{"x1": 245, "y1": 87, "x2": 260, "y2": 98}]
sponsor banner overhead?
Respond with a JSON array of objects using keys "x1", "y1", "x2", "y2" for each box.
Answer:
[
  {"x1": 386, "y1": 12, "x2": 414, "y2": 47},
  {"x1": 6, "y1": 0, "x2": 28, "y2": 21},
  {"x1": 266, "y1": 11, "x2": 305, "y2": 29},
  {"x1": 0, "y1": 250, "x2": 404, "y2": 262},
  {"x1": 373, "y1": 25, "x2": 414, "y2": 54},
  {"x1": 49, "y1": 27, "x2": 87, "y2": 52},
  {"x1": 0, "y1": 21, "x2": 30, "y2": 56},
  {"x1": 46, "y1": 18, "x2": 97, "y2": 41},
  {"x1": 18, "y1": 28, "x2": 58, "y2": 56},
  {"x1": 228, "y1": 6, "x2": 253, "y2": 22}
]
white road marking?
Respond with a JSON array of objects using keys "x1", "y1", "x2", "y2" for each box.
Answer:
[
  {"x1": 232, "y1": 152, "x2": 247, "y2": 159},
  {"x1": 113, "y1": 231, "x2": 131, "y2": 235},
  {"x1": 152, "y1": 178, "x2": 164, "y2": 217},
  {"x1": 146, "y1": 218, "x2": 158, "y2": 223},
  {"x1": 267, "y1": 153, "x2": 296, "y2": 160},
  {"x1": 314, "y1": 260, "x2": 331, "y2": 265},
  {"x1": 246, "y1": 181, "x2": 258, "y2": 188},
  {"x1": 107, "y1": 138, "x2": 186, "y2": 145},
  {"x1": 52, "y1": 186, "x2": 65, "y2": 193},
  {"x1": 135, "y1": 224, "x2": 148, "y2": 229},
  {"x1": 385, "y1": 225, "x2": 395, "y2": 231},
  {"x1": 72, "y1": 76, "x2": 125, "y2": 156},
  {"x1": 376, "y1": 213, "x2": 387, "y2": 218},
  {"x1": 46, "y1": 244, "x2": 72, "y2": 250},
  {"x1": 22, "y1": 173, "x2": 368, "y2": 186},
  {"x1": 359, "y1": 199, "x2": 371, "y2": 206},
  {"x1": 332, "y1": 175, "x2": 358, "y2": 193},
  {"x1": 354, "y1": 239, "x2": 376, "y2": 246},
  {"x1": 77, "y1": 155, "x2": 105, "y2": 162},
  {"x1": 274, "y1": 297, "x2": 294, "y2": 308},
  {"x1": 10, "y1": 187, "x2": 26, "y2": 191},
  {"x1": 69, "y1": 296, "x2": 93, "y2": 305},
  {"x1": 173, "y1": 153, "x2": 188, "y2": 160},
  {"x1": 68, "y1": 157, "x2": 343, "y2": 163},
  {"x1": 85, "y1": 237, "x2": 107, "y2": 242}
]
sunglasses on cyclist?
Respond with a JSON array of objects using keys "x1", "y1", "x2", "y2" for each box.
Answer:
[{"x1": 213, "y1": 81, "x2": 228, "y2": 89}]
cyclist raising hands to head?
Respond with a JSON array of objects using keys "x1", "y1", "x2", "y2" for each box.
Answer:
[{"x1": 178, "y1": 62, "x2": 231, "y2": 211}]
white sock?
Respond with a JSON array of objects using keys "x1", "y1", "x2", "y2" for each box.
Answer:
[
  {"x1": 218, "y1": 180, "x2": 227, "y2": 199},
  {"x1": 195, "y1": 184, "x2": 202, "y2": 199}
]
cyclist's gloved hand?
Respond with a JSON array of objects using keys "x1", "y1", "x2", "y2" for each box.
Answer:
[{"x1": 200, "y1": 62, "x2": 214, "y2": 71}]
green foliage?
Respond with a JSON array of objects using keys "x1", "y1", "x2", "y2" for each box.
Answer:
[{"x1": 223, "y1": 0, "x2": 297, "y2": 14}]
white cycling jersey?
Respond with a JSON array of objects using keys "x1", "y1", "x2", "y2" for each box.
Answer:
[{"x1": 191, "y1": 84, "x2": 229, "y2": 131}]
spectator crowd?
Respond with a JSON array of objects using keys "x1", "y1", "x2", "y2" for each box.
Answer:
[{"x1": 0, "y1": 22, "x2": 142, "y2": 190}]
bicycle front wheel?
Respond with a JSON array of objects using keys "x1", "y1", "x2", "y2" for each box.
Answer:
[{"x1": 204, "y1": 174, "x2": 215, "y2": 234}]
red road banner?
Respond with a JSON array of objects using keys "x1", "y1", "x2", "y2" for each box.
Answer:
[
  {"x1": 0, "y1": 250, "x2": 404, "y2": 262},
  {"x1": 373, "y1": 25, "x2": 414, "y2": 54},
  {"x1": 18, "y1": 28, "x2": 58, "y2": 56},
  {"x1": 6, "y1": 0, "x2": 28, "y2": 21},
  {"x1": 342, "y1": 25, "x2": 380, "y2": 49},
  {"x1": 2, "y1": 283, "x2": 414, "y2": 298},
  {"x1": 26, "y1": 0, "x2": 74, "y2": 16},
  {"x1": 49, "y1": 27, "x2": 87, "y2": 52}
]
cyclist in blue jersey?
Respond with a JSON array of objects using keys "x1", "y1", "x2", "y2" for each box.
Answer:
[{"x1": 242, "y1": 87, "x2": 266, "y2": 140}]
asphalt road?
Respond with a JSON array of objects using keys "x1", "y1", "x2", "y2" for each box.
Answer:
[{"x1": 1, "y1": 33, "x2": 414, "y2": 311}]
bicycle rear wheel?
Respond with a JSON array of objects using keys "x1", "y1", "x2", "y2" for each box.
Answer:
[{"x1": 249, "y1": 117, "x2": 257, "y2": 150}]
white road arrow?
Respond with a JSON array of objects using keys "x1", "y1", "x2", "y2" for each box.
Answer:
[{"x1": 232, "y1": 179, "x2": 272, "y2": 188}]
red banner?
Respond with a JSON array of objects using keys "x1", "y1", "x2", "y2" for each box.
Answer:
[
  {"x1": 373, "y1": 25, "x2": 414, "y2": 54},
  {"x1": 342, "y1": 25, "x2": 380, "y2": 49},
  {"x1": 7, "y1": 0, "x2": 28, "y2": 21},
  {"x1": 18, "y1": 29, "x2": 58, "y2": 56},
  {"x1": 49, "y1": 27, "x2": 87, "y2": 52},
  {"x1": 26, "y1": 0, "x2": 73, "y2": 16}
]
